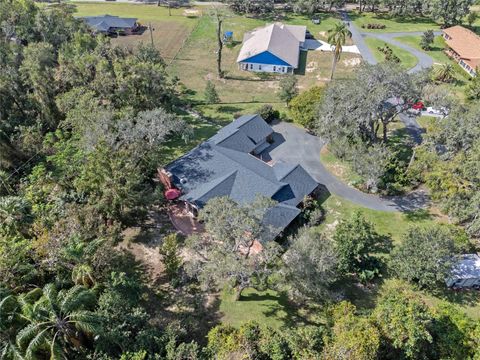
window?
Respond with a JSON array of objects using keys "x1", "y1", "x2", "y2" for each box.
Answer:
[
  {"x1": 259, "y1": 65, "x2": 262, "y2": 70},
  {"x1": 273, "y1": 66, "x2": 276, "y2": 72},
  {"x1": 250, "y1": 63, "x2": 253, "y2": 70}
]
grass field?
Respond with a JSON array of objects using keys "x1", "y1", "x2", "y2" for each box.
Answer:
[
  {"x1": 73, "y1": 2, "x2": 200, "y2": 61},
  {"x1": 350, "y1": 11, "x2": 440, "y2": 32},
  {"x1": 169, "y1": 13, "x2": 361, "y2": 106},
  {"x1": 395, "y1": 35, "x2": 450, "y2": 64},
  {"x1": 364, "y1": 37, "x2": 418, "y2": 69},
  {"x1": 219, "y1": 288, "x2": 322, "y2": 329}
]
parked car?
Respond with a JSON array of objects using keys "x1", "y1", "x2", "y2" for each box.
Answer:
[{"x1": 426, "y1": 106, "x2": 449, "y2": 116}]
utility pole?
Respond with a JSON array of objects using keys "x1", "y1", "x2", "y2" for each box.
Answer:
[{"x1": 149, "y1": 22, "x2": 154, "y2": 47}]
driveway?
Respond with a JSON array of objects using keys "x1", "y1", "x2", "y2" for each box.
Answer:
[
  {"x1": 303, "y1": 39, "x2": 361, "y2": 54},
  {"x1": 262, "y1": 122, "x2": 429, "y2": 212}
]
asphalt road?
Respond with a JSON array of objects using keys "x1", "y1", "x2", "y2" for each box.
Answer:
[{"x1": 263, "y1": 122, "x2": 429, "y2": 212}]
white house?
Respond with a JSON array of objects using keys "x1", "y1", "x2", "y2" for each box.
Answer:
[{"x1": 236, "y1": 23, "x2": 306, "y2": 74}]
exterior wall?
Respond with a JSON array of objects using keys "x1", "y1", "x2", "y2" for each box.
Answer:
[{"x1": 239, "y1": 62, "x2": 293, "y2": 73}]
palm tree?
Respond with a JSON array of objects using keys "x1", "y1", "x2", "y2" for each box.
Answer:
[
  {"x1": 432, "y1": 63, "x2": 455, "y2": 83},
  {"x1": 1, "y1": 292, "x2": 24, "y2": 359},
  {"x1": 0, "y1": 196, "x2": 30, "y2": 237},
  {"x1": 16, "y1": 284, "x2": 101, "y2": 359},
  {"x1": 72, "y1": 264, "x2": 95, "y2": 288},
  {"x1": 327, "y1": 23, "x2": 352, "y2": 80}
]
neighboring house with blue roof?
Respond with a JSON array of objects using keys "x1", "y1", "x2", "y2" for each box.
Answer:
[
  {"x1": 80, "y1": 15, "x2": 138, "y2": 34},
  {"x1": 237, "y1": 23, "x2": 306, "y2": 74},
  {"x1": 161, "y1": 114, "x2": 318, "y2": 240}
]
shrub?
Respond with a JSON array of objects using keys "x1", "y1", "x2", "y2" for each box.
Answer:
[
  {"x1": 204, "y1": 80, "x2": 220, "y2": 104},
  {"x1": 256, "y1": 104, "x2": 279, "y2": 123},
  {"x1": 366, "y1": 23, "x2": 386, "y2": 29},
  {"x1": 288, "y1": 86, "x2": 324, "y2": 129}
]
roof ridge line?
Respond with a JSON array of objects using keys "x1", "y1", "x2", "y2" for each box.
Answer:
[
  {"x1": 278, "y1": 163, "x2": 301, "y2": 180},
  {"x1": 192, "y1": 170, "x2": 238, "y2": 202}
]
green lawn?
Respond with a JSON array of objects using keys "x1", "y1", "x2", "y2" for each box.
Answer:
[
  {"x1": 364, "y1": 37, "x2": 418, "y2": 69},
  {"x1": 72, "y1": 2, "x2": 200, "y2": 60},
  {"x1": 350, "y1": 11, "x2": 440, "y2": 32},
  {"x1": 219, "y1": 288, "x2": 322, "y2": 329},
  {"x1": 320, "y1": 147, "x2": 364, "y2": 187},
  {"x1": 169, "y1": 12, "x2": 361, "y2": 105},
  {"x1": 416, "y1": 115, "x2": 439, "y2": 132},
  {"x1": 319, "y1": 194, "x2": 443, "y2": 244},
  {"x1": 395, "y1": 35, "x2": 450, "y2": 64}
]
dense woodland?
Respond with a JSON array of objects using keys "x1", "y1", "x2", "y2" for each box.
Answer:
[{"x1": 1, "y1": 0, "x2": 480, "y2": 359}]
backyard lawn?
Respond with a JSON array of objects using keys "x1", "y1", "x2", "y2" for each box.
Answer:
[
  {"x1": 73, "y1": 2, "x2": 200, "y2": 61},
  {"x1": 350, "y1": 11, "x2": 440, "y2": 32},
  {"x1": 219, "y1": 288, "x2": 322, "y2": 329},
  {"x1": 364, "y1": 37, "x2": 418, "y2": 69},
  {"x1": 169, "y1": 12, "x2": 362, "y2": 105}
]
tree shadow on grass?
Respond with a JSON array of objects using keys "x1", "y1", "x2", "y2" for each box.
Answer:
[
  {"x1": 216, "y1": 105, "x2": 244, "y2": 114},
  {"x1": 403, "y1": 208, "x2": 433, "y2": 222},
  {"x1": 295, "y1": 51, "x2": 308, "y2": 76},
  {"x1": 429, "y1": 287, "x2": 480, "y2": 308},
  {"x1": 259, "y1": 291, "x2": 322, "y2": 328}
]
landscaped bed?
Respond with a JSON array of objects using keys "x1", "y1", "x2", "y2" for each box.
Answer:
[
  {"x1": 364, "y1": 36, "x2": 418, "y2": 69},
  {"x1": 350, "y1": 11, "x2": 440, "y2": 32}
]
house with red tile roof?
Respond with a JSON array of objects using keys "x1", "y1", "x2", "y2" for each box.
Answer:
[{"x1": 442, "y1": 25, "x2": 480, "y2": 77}]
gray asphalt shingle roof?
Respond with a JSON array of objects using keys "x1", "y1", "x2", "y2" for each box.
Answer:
[
  {"x1": 237, "y1": 23, "x2": 306, "y2": 68},
  {"x1": 165, "y1": 115, "x2": 318, "y2": 238},
  {"x1": 81, "y1": 15, "x2": 137, "y2": 32}
]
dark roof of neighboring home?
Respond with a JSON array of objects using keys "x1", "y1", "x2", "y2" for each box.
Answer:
[
  {"x1": 165, "y1": 114, "x2": 318, "y2": 238},
  {"x1": 81, "y1": 15, "x2": 137, "y2": 32}
]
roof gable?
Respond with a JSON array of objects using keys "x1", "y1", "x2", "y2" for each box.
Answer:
[
  {"x1": 237, "y1": 23, "x2": 304, "y2": 68},
  {"x1": 239, "y1": 51, "x2": 292, "y2": 67}
]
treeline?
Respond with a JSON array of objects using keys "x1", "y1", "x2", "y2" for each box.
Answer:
[
  {"x1": 223, "y1": 0, "x2": 474, "y2": 26},
  {"x1": 0, "y1": 1, "x2": 193, "y2": 358},
  {"x1": 203, "y1": 282, "x2": 480, "y2": 360}
]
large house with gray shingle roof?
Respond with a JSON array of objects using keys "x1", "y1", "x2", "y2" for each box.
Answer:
[
  {"x1": 237, "y1": 23, "x2": 306, "y2": 74},
  {"x1": 161, "y1": 115, "x2": 318, "y2": 240}
]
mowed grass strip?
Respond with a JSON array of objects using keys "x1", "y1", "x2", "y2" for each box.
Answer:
[
  {"x1": 364, "y1": 36, "x2": 418, "y2": 69},
  {"x1": 73, "y1": 2, "x2": 200, "y2": 60}
]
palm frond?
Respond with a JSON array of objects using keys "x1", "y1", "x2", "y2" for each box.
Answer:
[
  {"x1": 42, "y1": 285, "x2": 59, "y2": 315},
  {"x1": 49, "y1": 332, "x2": 63, "y2": 360},
  {"x1": 25, "y1": 328, "x2": 50, "y2": 360},
  {"x1": 16, "y1": 324, "x2": 40, "y2": 350},
  {"x1": 60, "y1": 287, "x2": 95, "y2": 314},
  {"x1": 67, "y1": 311, "x2": 101, "y2": 335}
]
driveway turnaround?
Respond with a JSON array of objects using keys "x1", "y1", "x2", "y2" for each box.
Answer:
[
  {"x1": 262, "y1": 122, "x2": 429, "y2": 212},
  {"x1": 303, "y1": 39, "x2": 361, "y2": 54}
]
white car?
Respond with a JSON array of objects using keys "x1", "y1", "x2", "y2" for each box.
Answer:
[{"x1": 426, "y1": 106, "x2": 449, "y2": 116}]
